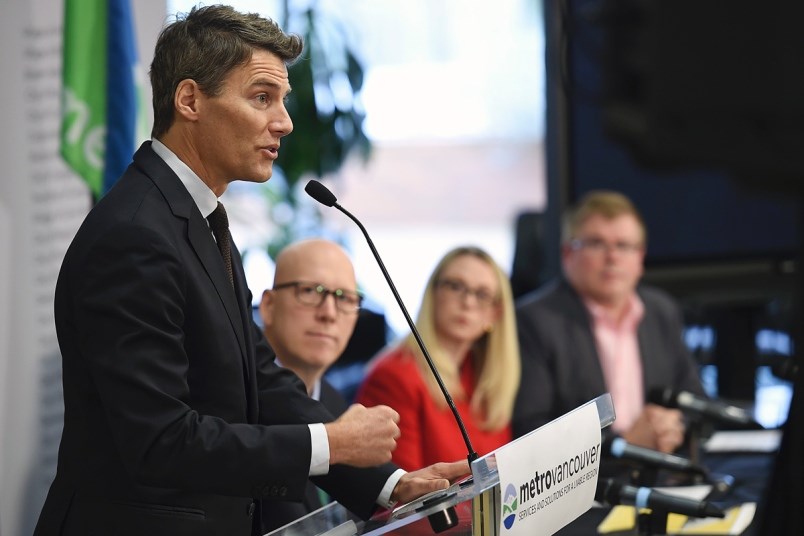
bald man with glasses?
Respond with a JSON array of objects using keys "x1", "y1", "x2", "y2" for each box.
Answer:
[{"x1": 258, "y1": 238, "x2": 364, "y2": 532}]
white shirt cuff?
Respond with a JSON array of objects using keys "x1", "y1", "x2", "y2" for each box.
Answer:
[
  {"x1": 377, "y1": 469, "x2": 407, "y2": 508},
  {"x1": 310, "y1": 423, "x2": 404, "y2": 508},
  {"x1": 308, "y1": 423, "x2": 329, "y2": 476}
]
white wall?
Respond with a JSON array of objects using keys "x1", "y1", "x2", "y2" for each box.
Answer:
[{"x1": 0, "y1": 1, "x2": 164, "y2": 533}]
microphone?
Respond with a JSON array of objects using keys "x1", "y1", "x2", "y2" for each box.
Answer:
[
  {"x1": 648, "y1": 388, "x2": 761, "y2": 429},
  {"x1": 595, "y1": 478, "x2": 725, "y2": 519},
  {"x1": 305, "y1": 179, "x2": 478, "y2": 464},
  {"x1": 603, "y1": 436, "x2": 706, "y2": 476}
]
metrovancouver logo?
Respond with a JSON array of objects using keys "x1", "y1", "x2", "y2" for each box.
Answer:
[
  {"x1": 501, "y1": 442, "x2": 601, "y2": 531},
  {"x1": 502, "y1": 483, "x2": 518, "y2": 529}
]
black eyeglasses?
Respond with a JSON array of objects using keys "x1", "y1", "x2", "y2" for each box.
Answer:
[
  {"x1": 273, "y1": 281, "x2": 363, "y2": 314},
  {"x1": 569, "y1": 237, "x2": 643, "y2": 255},
  {"x1": 436, "y1": 278, "x2": 498, "y2": 308}
]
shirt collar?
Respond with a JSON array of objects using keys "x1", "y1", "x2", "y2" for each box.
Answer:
[
  {"x1": 274, "y1": 357, "x2": 321, "y2": 401},
  {"x1": 310, "y1": 379, "x2": 322, "y2": 402},
  {"x1": 151, "y1": 138, "x2": 218, "y2": 218},
  {"x1": 583, "y1": 292, "x2": 645, "y2": 330}
]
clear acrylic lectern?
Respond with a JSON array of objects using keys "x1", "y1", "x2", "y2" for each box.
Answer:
[{"x1": 266, "y1": 393, "x2": 615, "y2": 536}]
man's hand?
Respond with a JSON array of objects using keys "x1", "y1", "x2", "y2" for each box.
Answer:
[
  {"x1": 390, "y1": 460, "x2": 471, "y2": 505},
  {"x1": 623, "y1": 404, "x2": 685, "y2": 453},
  {"x1": 325, "y1": 404, "x2": 400, "y2": 467},
  {"x1": 647, "y1": 405, "x2": 685, "y2": 453}
]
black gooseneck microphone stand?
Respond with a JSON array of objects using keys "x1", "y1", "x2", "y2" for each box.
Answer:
[
  {"x1": 304, "y1": 179, "x2": 479, "y2": 466},
  {"x1": 305, "y1": 179, "x2": 477, "y2": 533}
]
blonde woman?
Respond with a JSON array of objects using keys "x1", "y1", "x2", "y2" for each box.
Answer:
[{"x1": 356, "y1": 246, "x2": 520, "y2": 471}]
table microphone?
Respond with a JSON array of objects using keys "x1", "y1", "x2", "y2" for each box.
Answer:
[
  {"x1": 304, "y1": 179, "x2": 479, "y2": 464},
  {"x1": 648, "y1": 387, "x2": 761, "y2": 429},
  {"x1": 595, "y1": 478, "x2": 725, "y2": 518},
  {"x1": 603, "y1": 436, "x2": 706, "y2": 475}
]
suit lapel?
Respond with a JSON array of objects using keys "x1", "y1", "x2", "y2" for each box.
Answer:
[
  {"x1": 187, "y1": 215, "x2": 249, "y2": 362},
  {"x1": 230, "y1": 241, "x2": 258, "y2": 413},
  {"x1": 563, "y1": 281, "x2": 608, "y2": 394},
  {"x1": 635, "y1": 292, "x2": 654, "y2": 389},
  {"x1": 133, "y1": 143, "x2": 250, "y2": 377}
]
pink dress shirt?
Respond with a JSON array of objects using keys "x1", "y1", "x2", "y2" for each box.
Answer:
[{"x1": 583, "y1": 294, "x2": 645, "y2": 434}]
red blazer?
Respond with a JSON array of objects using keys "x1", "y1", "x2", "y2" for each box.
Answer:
[{"x1": 356, "y1": 347, "x2": 511, "y2": 471}]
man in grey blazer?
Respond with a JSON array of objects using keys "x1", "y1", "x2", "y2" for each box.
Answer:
[
  {"x1": 513, "y1": 191, "x2": 705, "y2": 454},
  {"x1": 35, "y1": 6, "x2": 465, "y2": 535}
]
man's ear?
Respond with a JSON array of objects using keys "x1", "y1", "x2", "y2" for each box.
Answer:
[
  {"x1": 259, "y1": 289, "x2": 274, "y2": 326},
  {"x1": 174, "y1": 79, "x2": 202, "y2": 121}
]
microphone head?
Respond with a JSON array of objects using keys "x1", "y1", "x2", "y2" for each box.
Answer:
[
  {"x1": 606, "y1": 436, "x2": 628, "y2": 458},
  {"x1": 648, "y1": 387, "x2": 760, "y2": 428},
  {"x1": 304, "y1": 179, "x2": 337, "y2": 207}
]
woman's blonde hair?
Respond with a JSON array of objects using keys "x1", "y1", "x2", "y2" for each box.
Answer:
[{"x1": 402, "y1": 246, "x2": 520, "y2": 431}]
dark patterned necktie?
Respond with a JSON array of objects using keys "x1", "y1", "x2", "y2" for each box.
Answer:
[{"x1": 207, "y1": 202, "x2": 234, "y2": 288}]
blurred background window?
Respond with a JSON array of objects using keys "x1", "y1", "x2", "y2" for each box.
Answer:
[{"x1": 168, "y1": 0, "x2": 547, "y2": 337}]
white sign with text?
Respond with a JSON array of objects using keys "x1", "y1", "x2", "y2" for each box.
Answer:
[{"x1": 496, "y1": 402, "x2": 602, "y2": 536}]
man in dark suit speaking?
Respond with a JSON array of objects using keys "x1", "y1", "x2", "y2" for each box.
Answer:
[
  {"x1": 513, "y1": 191, "x2": 705, "y2": 454},
  {"x1": 34, "y1": 6, "x2": 466, "y2": 535}
]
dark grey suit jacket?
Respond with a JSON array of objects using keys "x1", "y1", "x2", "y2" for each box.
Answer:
[
  {"x1": 34, "y1": 142, "x2": 394, "y2": 536},
  {"x1": 512, "y1": 278, "x2": 705, "y2": 439},
  {"x1": 261, "y1": 380, "x2": 350, "y2": 533}
]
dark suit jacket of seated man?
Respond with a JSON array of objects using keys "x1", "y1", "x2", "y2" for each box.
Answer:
[
  {"x1": 513, "y1": 277, "x2": 705, "y2": 436},
  {"x1": 262, "y1": 380, "x2": 350, "y2": 531}
]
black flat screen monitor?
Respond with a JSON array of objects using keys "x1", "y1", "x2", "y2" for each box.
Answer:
[{"x1": 554, "y1": 0, "x2": 800, "y2": 303}]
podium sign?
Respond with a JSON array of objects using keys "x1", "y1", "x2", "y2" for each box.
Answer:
[
  {"x1": 265, "y1": 394, "x2": 614, "y2": 536},
  {"x1": 495, "y1": 401, "x2": 602, "y2": 535}
]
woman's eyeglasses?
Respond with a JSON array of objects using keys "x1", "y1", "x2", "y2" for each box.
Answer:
[{"x1": 435, "y1": 278, "x2": 498, "y2": 308}]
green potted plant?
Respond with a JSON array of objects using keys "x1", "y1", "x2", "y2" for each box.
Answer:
[{"x1": 264, "y1": 4, "x2": 371, "y2": 258}]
